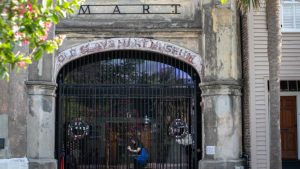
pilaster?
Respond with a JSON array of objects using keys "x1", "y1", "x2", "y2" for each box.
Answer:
[
  {"x1": 199, "y1": 81, "x2": 244, "y2": 168},
  {"x1": 25, "y1": 81, "x2": 57, "y2": 169},
  {"x1": 200, "y1": 0, "x2": 243, "y2": 168}
]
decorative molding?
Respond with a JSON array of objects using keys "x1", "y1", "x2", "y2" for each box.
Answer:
[
  {"x1": 25, "y1": 81, "x2": 57, "y2": 96},
  {"x1": 54, "y1": 38, "x2": 203, "y2": 79},
  {"x1": 200, "y1": 81, "x2": 242, "y2": 96},
  {"x1": 200, "y1": 80, "x2": 242, "y2": 87}
]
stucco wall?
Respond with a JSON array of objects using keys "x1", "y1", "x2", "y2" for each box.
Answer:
[
  {"x1": 0, "y1": 45, "x2": 29, "y2": 159},
  {"x1": 0, "y1": 56, "x2": 28, "y2": 159},
  {"x1": 58, "y1": 0, "x2": 201, "y2": 29},
  {"x1": 56, "y1": 31, "x2": 201, "y2": 56}
]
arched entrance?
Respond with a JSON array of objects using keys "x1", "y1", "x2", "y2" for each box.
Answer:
[{"x1": 55, "y1": 41, "x2": 203, "y2": 169}]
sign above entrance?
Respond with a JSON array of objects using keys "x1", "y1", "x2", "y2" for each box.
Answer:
[
  {"x1": 79, "y1": 4, "x2": 181, "y2": 15},
  {"x1": 55, "y1": 38, "x2": 203, "y2": 78}
]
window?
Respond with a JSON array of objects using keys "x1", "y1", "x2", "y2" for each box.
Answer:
[
  {"x1": 268, "y1": 80, "x2": 300, "y2": 92},
  {"x1": 282, "y1": 0, "x2": 300, "y2": 31}
]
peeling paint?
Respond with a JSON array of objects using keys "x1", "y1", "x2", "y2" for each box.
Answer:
[{"x1": 212, "y1": 8, "x2": 233, "y2": 32}]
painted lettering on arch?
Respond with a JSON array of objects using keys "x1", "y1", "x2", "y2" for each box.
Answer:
[{"x1": 55, "y1": 38, "x2": 201, "y2": 76}]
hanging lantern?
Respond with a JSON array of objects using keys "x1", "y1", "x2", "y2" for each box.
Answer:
[{"x1": 168, "y1": 119, "x2": 188, "y2": 139}]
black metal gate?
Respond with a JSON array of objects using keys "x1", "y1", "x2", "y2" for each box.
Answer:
[{"x1": 56, "y1": 50, "x2": 201, "y2": 169}]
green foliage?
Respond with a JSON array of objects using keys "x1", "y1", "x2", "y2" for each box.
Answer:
[
  {"x1": 220, "y1": 0, "x2": 229, "y2": 4},
  {"x1": 220, "y1": 0, "x2": 260, "y2": 12},
  {"x1": 238, "y1": 0, "x2": 260, "y2": 12},
  {"x1": 0, "y1": 0, "x2": 84, "y2": 80}
]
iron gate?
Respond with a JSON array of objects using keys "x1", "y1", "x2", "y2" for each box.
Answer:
[{"x1": 56, "y1": 50, "x2": 201, "y2": 169}]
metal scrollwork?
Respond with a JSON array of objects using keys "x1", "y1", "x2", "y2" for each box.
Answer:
[
  {"x1": 68, "y1": 118, "x2": 90, "y2": 141},
  {"x1": 168, "y1": 119, "x2": 188, "y2": 139}
]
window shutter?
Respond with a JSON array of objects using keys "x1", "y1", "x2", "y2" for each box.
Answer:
[{"x1": 282, "y1": 3, "x2": 295, "y2": 29}]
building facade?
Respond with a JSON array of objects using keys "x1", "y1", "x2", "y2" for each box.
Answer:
[
  {"x1": 246, "y1": 0, "x2": 300, "y2": 168},
  {"x1": 0, "y1": 0, "x2": 245, "y2": 169}
]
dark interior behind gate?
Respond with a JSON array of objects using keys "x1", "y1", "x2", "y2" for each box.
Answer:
[{"x1": 56, "y1": 50, "x2": 201, "y2": 169}]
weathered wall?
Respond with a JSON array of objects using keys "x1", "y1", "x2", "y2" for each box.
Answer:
[
  {"x1": 24, "y1": 23, "x2": 58, "y2": 168},
  {"x1": 58, "y1": 0, "x2": 201, "y2": 29},
  {"x1": 7, "y1": 70, "x2": 28, "y2": 157},
  {"x1": 202, "y1": 1, "x2": 241, "y2": 82},
  {"x1": 26, "y1": 81, "x2": 57, "y2": 169},
  {"x1": 0, "y1": 46, "x2": 29, "y2": 159},
  {"x1": 28, "y1": 26, "x2": 55, "y2": 82},
  {"x1": 57, "y1": 31, "x2": 201, "y2": 53},
  {"x1": 200, "y1": 0, "x2": 243, "y2": 168},
  {"x1": 23, "y1": 1, "x2": 203, "y2": 168},
  {"x1": 55, "y1": 31, "x2": 202, "y2": 62},
  {"x1": 0, "y1": 114, "x2": 8, "y2": 158}
]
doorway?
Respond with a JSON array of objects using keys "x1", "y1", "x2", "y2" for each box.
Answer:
[
  {"x1": 55, "y1": 50, "x2": 201, "y2": 169},
  {"x1": 281, "y1": 96, "x2": 297, "y2": 159}
]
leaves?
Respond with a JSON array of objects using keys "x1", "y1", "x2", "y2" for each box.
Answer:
[
  {"x1": 46, "y1": 0, "x2": 52, "y2": 8},
  {"x1": 220, "y1": 0, "x2": 229, "y2": 4},
  {"x1": 220, "y1": 0, "x2": 260, "y2": 12},
  {"x1": 0, "y1": 0, "x2": 85, "y2": 80},
  {"x1": 238, "y1": 0, "x2": 260, "y2": 12},
  {"x1": 33, "y1": 48, "x2": 43, "y2": 61},
  {"x1": 51, "y1": 13, "x2": 59, "y2": 24}
]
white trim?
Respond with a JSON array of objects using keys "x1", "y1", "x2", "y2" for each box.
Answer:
[
  {"x1": 281, "y1": 28, "x2": 300, "y2": 32},
  {"x1": 280, "y1": 92, "x2": 300, "y2": 160},
  {"x1": 280, "y1": 76, "x2": 300, "y2": 80}
]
